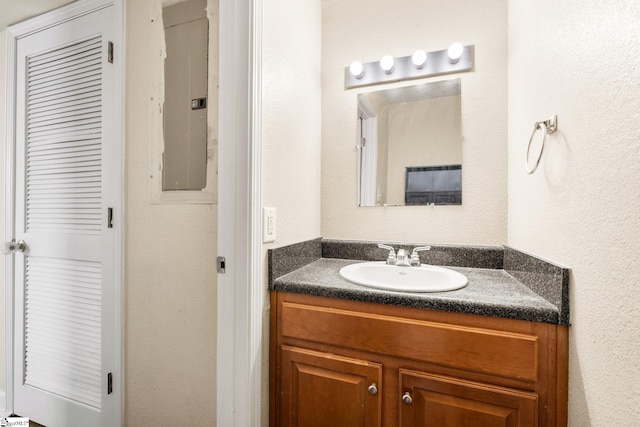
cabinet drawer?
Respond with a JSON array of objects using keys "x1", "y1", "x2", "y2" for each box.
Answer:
[{"x1": 280, "y1": 301, "x2": 539, "y2": 382}]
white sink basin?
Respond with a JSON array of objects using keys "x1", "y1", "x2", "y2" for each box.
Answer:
[{"x1": 339, "y1": 261, "x2": 468, "y2": 293}]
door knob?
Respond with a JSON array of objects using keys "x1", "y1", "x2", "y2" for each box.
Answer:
[
  {"x1": 367, "y1": 383, "x2": 378, "y2": 395},
  {"x1": 402, "y1": 391, "x2": 413, "y2": 405},
  {"x1": 2, "y1": 240, "x2": 26, "y2": 255}
]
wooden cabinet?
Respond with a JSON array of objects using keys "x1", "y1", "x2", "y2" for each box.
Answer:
[
  {"x1": 280, "y1": 346, "x2": 382, "y2": 427},
  {"x1": 399, "y1": 370, "x2": 537, "y2": 427},
  {"x1": 270, "y1": 292, "x2": 568, "y2": 427}
]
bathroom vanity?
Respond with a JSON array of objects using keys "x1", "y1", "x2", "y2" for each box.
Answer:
[{"x1": 269, "y1": 239, "x2": 569, "y2": 427}]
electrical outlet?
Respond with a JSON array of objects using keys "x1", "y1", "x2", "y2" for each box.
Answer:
[{"x1": 263, "y1": 207, "x2": 277, "y2": 243}]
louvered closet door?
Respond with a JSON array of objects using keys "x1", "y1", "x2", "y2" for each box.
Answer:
[{"x1": 13, "y1": 4, "x2": 116, "y2": 426}]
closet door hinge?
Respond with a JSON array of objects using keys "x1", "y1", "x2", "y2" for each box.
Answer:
[
  {"x1": 107, "y1": 372, "x2": 113, "y2": 394},
  {"x1": 108, "y1": 41, "x2": 114, "y2": 63}
]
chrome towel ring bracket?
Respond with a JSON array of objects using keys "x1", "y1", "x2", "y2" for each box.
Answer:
[{"x1": 525, "y1": 115, "x2": 558, "y2": 174}]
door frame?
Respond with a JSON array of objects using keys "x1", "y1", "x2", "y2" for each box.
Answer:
[
  {"x1": 357, "y1": 101, "x2": 378, "y2": 206},
  {"x1": 216, "y1": 0, "x2": 263, "y2": 425},
  {"x1": 3, "y1": 0, "x2": 125, "y2": 423}
]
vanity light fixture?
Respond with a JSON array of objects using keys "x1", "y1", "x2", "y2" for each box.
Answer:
[
  {"x1": 380, "y1": 55, "x2": 395, "y2": 74},
  {"x1": 345, "y1": 44, "x2": 474, "y2": 89},
  {"x1": 447, "y1": 42, "x2": 464, "y2": 63},
  {"x1": 411, "y1": 49, "x2": 427, "y2": 69},
  {"x1": 349, "y1": 61, "x2": 364, "y2": 79}
]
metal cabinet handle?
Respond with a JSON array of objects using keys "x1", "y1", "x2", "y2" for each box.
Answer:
[
  {"x1": 367, "y1": 383, "x2": 378, "y2": 395},
  {"x1": 402, "y1": 392, "x2": 413, "y2": 405}
]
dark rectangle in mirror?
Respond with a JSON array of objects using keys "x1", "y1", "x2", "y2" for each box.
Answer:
[{"x1": 405, "y1": 165, "x2": 461, "y2": 205}]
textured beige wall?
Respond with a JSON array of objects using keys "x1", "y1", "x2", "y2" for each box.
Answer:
[
  {"x1": 262, "y1": 0, "x2": 322, "y2": 423},
  {"x1": 262, "y1": 0, "x2": 322, "y2": 246},
  {"x1": 125, "y1": 0, "x2": 217, "y2": 424},
  {"x1": 507, "y1": 1, "x2": 640, "y2": 425},
  {"x1": 321, "y1": 0, "x2": 508, "y2": 244}
]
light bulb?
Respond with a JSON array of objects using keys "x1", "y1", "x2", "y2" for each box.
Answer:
[
  {"x1": 412, "y1": 50, "x2": 427, "y2": 69},
  {"x1": 349, "y1": 61, "x2": 364, "y2": 78},
  {"x1": 447, "y1": 42, "x2": 464, "y2": 63},
  {"x1": 380, "y1": 55, "x2": 394, "y2": 74}
]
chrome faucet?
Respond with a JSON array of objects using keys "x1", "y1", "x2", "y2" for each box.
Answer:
[
  {"x1": 377, "y1": 243, "x2": 396, "y2": 265},
  {"x1": 410, "y1": 246, "x2": 431, "y2": 266},
  {"x1": 396, "y1": 249, "x2": 410, "y2": 266},
  {"x1": 378, "y1": 244, "x2": 431, "y2": 267}
]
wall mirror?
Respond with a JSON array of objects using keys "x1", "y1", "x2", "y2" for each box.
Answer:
[{"x1": 357, "y1": 78, "x2": 462, "y2": 207}]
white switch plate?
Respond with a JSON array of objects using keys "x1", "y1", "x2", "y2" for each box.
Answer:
[{"x1": 263, "y1": 207, "x2": 277, "y2": 243}]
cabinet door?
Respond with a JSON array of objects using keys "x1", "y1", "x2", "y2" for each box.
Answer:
[
  {"x1": 399, "y1": 370, "x2": 537, "y2": 427},
  {"x1": 279, "y1": 346, "x2": 382, "y2": 427}
]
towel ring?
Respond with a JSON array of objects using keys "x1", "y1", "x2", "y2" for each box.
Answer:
[{"x1": 525, "y1": 115, "x2": 558, "y2": 174}]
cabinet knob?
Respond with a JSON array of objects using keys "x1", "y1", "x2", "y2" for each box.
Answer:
[
  {"x1": 402, "y1": 391, "x2": 413, "y2": 405},
  {"x1": 367, "y1": 383, "x2": 378, "y2": 395}
]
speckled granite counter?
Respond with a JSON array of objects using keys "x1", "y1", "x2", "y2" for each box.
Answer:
[
  {"x1": 273, "y1": 258, "x2": 559, "y2": 323},
  {"x1": 269, "y1": 238, "x2": 570, "y2": 325}
]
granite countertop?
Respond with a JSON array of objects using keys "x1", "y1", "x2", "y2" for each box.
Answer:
[
  {"x1": 268, "y1": 238, "x2": 569, "y2": 325},
  {"x1": 272, "y1": 258, "x2": 560, "y2": 324}
]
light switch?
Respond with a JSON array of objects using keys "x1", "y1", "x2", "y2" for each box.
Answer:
[{"x1": 263, "y1": 207, "x2": 277, "y2": 243}]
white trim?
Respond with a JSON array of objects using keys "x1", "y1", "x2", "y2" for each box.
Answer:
[
  {"x1": 357, "y1": 103, "x2": 379, "y2": 206},
  {"x1": 0, "y1": 390, "x2": 6, "y2": 415},
  {"x1": 216, "y1": 0, "x2": 263, "y2": 424},
  {"x1": 111, "y1": 1, "x2": 125, "y2": 425},
  {"x1": 249, "y1": 0, "x2": 263, "y2": 424},
  {"x1": 359, "y1": 116, "x2": 378, "y2": 206},
  {"x1": 3, "y1": 1, "x2": 124, "y2": 424},
  {"x1": 4, "y1": 17, "x2": 18, "y2": 417},
  {"x1": 358, "y1": 96, "x2": 376, "y2": 120}
]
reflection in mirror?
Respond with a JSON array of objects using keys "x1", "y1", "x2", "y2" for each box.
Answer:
[{"x1": 357, "y1": 79, "x2": 462, "y2": 206}]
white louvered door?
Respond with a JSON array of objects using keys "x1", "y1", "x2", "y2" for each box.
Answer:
[{"x1": 12, "y1": 4, "x2": 116, "y2": 426}]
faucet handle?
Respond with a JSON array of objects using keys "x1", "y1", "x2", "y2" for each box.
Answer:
[
  {"x1": 410, "y1": 246, "x2": 431, "y2": 266},
  {"x1": 377, "y1": 243, "x2": 397, "y2": 265}
]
